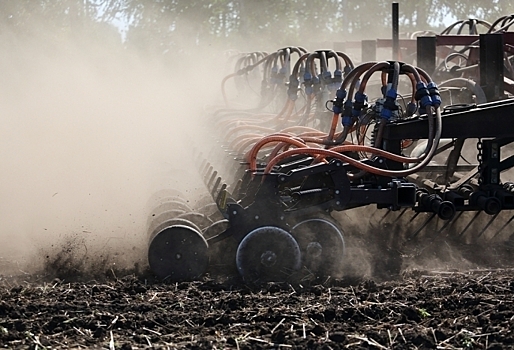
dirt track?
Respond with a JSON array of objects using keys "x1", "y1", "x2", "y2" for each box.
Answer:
[{"x1": 0, "y1": 265, "x2": 513, "y2": 349}]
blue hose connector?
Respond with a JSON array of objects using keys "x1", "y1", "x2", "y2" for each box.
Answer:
[
  {"x1": 427, "y1": 82, "x2": 441, "y2": 107},
  {"x1": 415, "y1": 82, "x2": 433, "y2": 115},
  {"x1": 332, "y1": 88, "x2": 347, "y2": 114},
  {"x1": 352, "y1": 91, "x2": 367, "y2": 118}
]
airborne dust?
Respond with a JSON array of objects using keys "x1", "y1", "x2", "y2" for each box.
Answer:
[
  {"x1": 0, "y1": 20, "x2": 228, "y2": 278},
  {"x1": 0, "y1": 8, "x2": 512, "y2": 283}
]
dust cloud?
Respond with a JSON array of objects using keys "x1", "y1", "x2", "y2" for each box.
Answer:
[{"x1": 0, "y1": 20, "x2": 226, "y2": 276}]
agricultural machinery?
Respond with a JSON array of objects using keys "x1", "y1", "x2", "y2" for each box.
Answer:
[{"x1": 146, "y1": 15, "x2": 514, "y2": 284}]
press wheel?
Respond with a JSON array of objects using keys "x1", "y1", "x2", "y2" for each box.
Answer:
[
  {"x1": 291, "y1": 216, "x2": 345, "y2": 278},
  {"x1": 148, "y1": 225, "x2": 209, "y2": 281},
  {"x1": 236, "y1": 226, "x2": 301, "y2": 283}
]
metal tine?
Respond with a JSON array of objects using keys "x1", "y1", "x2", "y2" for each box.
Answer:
[
  {"x1": 408, "y1": 211, "x2": 421, "y2": 223},
  {"x1": 490, "y1": 214, "x2": 514, "y2": 241},
  {"x1": 215, "y1": 183, "x2": 228, "y2": 205},
  {"x1": 409, "y1": 213, "x2": 436, "y2": 240},
  {"x1": 458, "y1": 211, "x2": 482, "y2": 238},
  {"x1": 204, "y1": 164, "x2": 213, "y2": 183},
  {"x1": 437, "y1": 211, "x2": 464, "y2": 235},
  {"x1": 207, "y1": 170, "x2": 218, "y2": 191},
  {"x1": 378, "y1": 209, "x2": 393, "y2": 224},
  {"x1": 392, "y1": 208, "x2": 409, "y2": 224},
  {"x1": 433, "y1": 218, "x2": 453, "y2": 236},
  {"x1": 477, "y1": 213, "x2": 499, "y2": 239},
  {"x1": 199, "y1": 158, "x2": 207, "y2": 174},
  {"x1": 211, "y1": 177, "x2": 222, "y2": 198}
]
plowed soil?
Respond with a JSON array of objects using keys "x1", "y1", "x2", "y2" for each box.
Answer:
[{"x1": 1, "y1": 262, "x2": 514, "y2": 349}]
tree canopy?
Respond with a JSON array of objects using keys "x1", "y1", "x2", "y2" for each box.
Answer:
[{"x1": 1, "y1": 0, "x2": 513, "y2": 54}]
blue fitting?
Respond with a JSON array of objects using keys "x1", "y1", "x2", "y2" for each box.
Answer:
[
  {"x1": 355, "y1": 91, "x2": 367, "y2": 103},
  {"x1": 380, "y1": 88, "x2": 398, "y2": 120},
  {"x1": 352, "y1": 91, "x2": 367, "y2": 117},
  {"x1": 322, "y1": 70, "x2": 332, "y2": 84},
  {"x1": 427, "y1": 82, "x2": 442, "y2": 107},
  {"x1": 332, "y1": 88, "x2": 347, "y2": 114},
  {"x1": 342, "y1": 115, "x2": 353, "y2": 127},
  {"x1": 303, "y1": 71, "x2": 313, "y2": 95},
  {"x1": 336, "y1": 88, "x2": 347, "y2": 100},
  {"x1": 343, "y1": 66, "x2": 352, "y2": 76},
  {"x1": 380, "y1": 108, "x2": 393, "y2": 120},
  {"x1": 415, "y1": 81, "x2": 433, "y2": 109},
  {"x1": 303, "y1": 71, "x2": 312, "y2": 83},
  {"x1": 288, "y1": 76, "x2": 300, "y2": 101},
  {"x1": 333, "y1": 69, "x2": 343, "y2": 82},
  {"x1": 343, "y1": 99, "x2": 353, "y2": 118},
  {"x1": 386, "y1": 88, "x2": 397, "y2": 99}
]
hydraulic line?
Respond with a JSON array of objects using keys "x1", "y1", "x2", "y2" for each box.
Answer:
[
  {"x1": 247, "y1": 134, "x2": 308, "y2": 171},
  {"x1": 261, "y1": 60, "x2": 443, "y2": 177},
  {"x1": 263, "y1": 106, "x2": 442, "y2": 177}
]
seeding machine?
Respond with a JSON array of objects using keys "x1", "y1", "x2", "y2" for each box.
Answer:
[{"x1": 146, "y1": 13, "x2": 514, "y2": 283}]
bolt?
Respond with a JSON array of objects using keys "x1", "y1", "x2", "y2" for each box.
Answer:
[
  {"x1": 335, "y1": 190, "x2": 340, "y2": 195},
  {"x1": 336, "y1": 201, "x2": 341, "y2": 205},
  {"x1": 233, "y1": 210, "x2": 237, "y2": 215},
  {"x1": 255, "y1": 215, "x2": 259, "y2": 220}
]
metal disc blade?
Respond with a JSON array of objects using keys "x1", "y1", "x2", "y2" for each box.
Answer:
[
  {"x1": 291, "y1": 217, "x2": 345, "y2": 277},
  {"x1": 148, "y1": 225, "x2": 209, "y2": 281},
  {"x1": 236, "y1": 226, "x2": 301, "y2": 283}
]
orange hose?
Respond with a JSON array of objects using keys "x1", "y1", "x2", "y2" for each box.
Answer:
[
  {"x1": 263, "y1": 148, "x2": 410, "y2": 176},
  {"x1": 247, "y1": 135, "x2": 307, "y2": 171},
  {"x1": 229, "y1": 133, "x2": 265, "y2": 150},
  {"x1": 272, "y1": 99, "x2": 295, "y2": 124},
  {"x1": 224, "y1": 124, "x2": 275, "y2": 142},
  {"x1": 264, "y1": 144, "x2": 426, "y2": 175},
  {"x1": 325, "y1": 113, "x2": 340, "y2": 146}
]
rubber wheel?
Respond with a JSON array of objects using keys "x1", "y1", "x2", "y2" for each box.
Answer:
[
  {"x1": 236, "y1": 226, "x2": 301, "y2": 283},
  {"x1": 148, "y1": 225, "x2": 209, "y2": 281},
  {"x1": 291, "y1": 217, "x2": 345, "y2": 278}
]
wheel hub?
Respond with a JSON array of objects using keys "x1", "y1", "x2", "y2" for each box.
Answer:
[{"x1": 260, "y1": 250, "x2": 277, "y2": 267}]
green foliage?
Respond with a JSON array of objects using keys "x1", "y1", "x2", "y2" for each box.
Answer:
[{"x1": 1, "y1": 1, "x2": 514, "y2": 53}]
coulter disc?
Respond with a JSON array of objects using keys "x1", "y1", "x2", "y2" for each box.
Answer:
[
  {"x1": 235, "y1": 226, "x2": 301, "y2": 283},
  {"x1": 148, "y1": 225, "x2": 209, "y2": 281},
  {"x1": 291, "y1": 216, "x2": 345, "y2": 278}
]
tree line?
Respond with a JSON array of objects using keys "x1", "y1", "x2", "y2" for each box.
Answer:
[{"x1": 0, "y1": 0, "x2": 512, "y2": 53}]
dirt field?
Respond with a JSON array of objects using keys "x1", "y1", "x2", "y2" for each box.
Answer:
[{"x1": 1, "y1": 253, "x2": 514, "y2": 349}]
